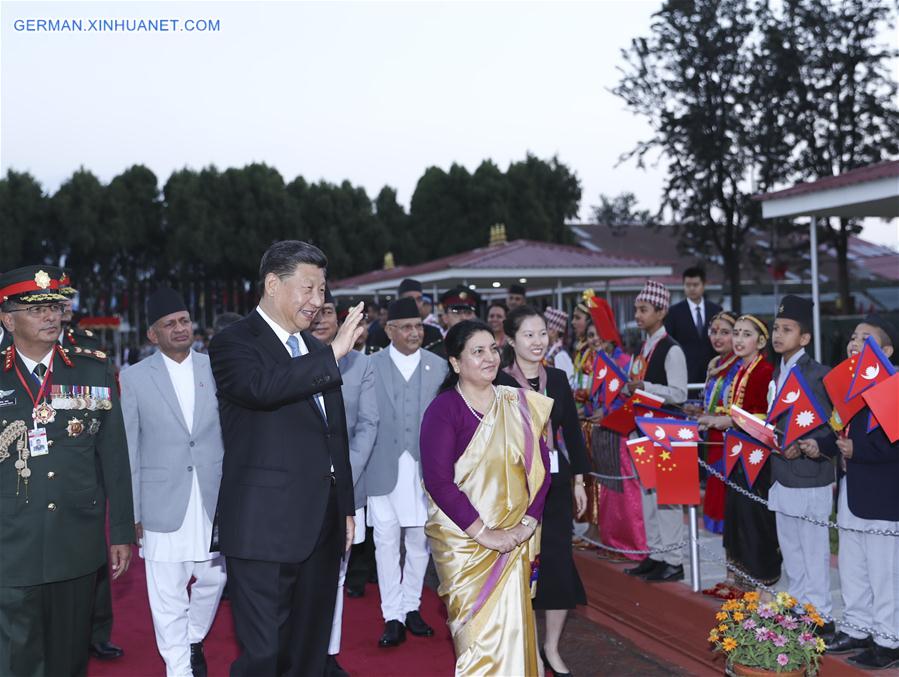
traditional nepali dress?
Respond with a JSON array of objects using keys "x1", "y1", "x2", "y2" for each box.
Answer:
[
  {"x1": 571, "y1": 342, "x2": 601, "y2": 526},
  {"x1": 701, "y1": 353, "x2": 740, "y2": 534}
]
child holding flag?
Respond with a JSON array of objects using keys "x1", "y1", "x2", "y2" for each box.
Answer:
[
  {"x1": 766, "y1": 295, "x2": 836, "y2": 639},
  {"x1": 825, "y1": 315, "x2": 899, "y2": 670}
]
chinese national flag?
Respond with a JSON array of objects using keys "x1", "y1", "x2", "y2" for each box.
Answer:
[
  {"x1": 846, "y1": 336, "x2": 896, "y2": 401},
  {"x1": 635, "y1": 417, "x2": 700, "y2": 452},
  {"x1": 730, "y1": 404, "x2": 779, "y2": 450},
  {"x1": 625, "y1": 436, "x2": 657, "y2": 489},
  {"x1": 824, "y1": 353, "x2": 865, "y2": 429},
  {"x1": 600, "y1": 389, "x2": 666, "y2": 436},
  {"x1": 591, "y1": 350, "x2": 628, "y2": 412},
  {"x1": 656, "y1": 442, "x2": 701, "y2": 505},
  {"x1": 862, "y1": 372, "x2": 899, "y2": 443},
  {"x1": 724, "y1": 429, "x2": 753, "y2": 478},
  {"x1": 766, "y1": 367, "x2": 827, "y2": 448}
]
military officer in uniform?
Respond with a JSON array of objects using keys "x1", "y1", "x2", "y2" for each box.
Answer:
[
  {"x1": 57, "y1": 271, "x2": 102, "y2": 352},
  {"x1": 0, "y1": 266, "x2": 134, "y2": 677},
  {"x1": 438, "y1": 285, "x2": 481, "y2": 329}
]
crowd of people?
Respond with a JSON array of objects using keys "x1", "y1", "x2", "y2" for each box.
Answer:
[{"x1": 0, "y1": 242, "x2": 896, "y2": 677}]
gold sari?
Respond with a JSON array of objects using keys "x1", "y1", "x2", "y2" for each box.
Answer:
[{"x1": 426, "y1": 386, "x2": 552, "y2": 676}]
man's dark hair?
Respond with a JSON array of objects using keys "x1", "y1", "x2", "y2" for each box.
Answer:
[
  {"x1": 682, "y1": 266, "x2": 706, "y2": 282},
  {"x1": 258, "y1": 240, "x2": 328, "y2": 289}
]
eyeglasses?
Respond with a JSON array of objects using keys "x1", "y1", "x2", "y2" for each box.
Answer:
[
  {"x1": 387, "y1": 322, "x2": 424, "y2": 334},
  {"x1": 6, "y1": 304, "x2": 65, "y2": 317}
]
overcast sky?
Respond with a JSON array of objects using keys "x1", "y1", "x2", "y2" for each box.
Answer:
[{"x1": 2, "y1": 0, "x2": 896, "y2": 249}]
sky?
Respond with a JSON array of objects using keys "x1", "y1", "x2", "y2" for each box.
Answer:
[{"x1": 1, "y1": 0, "x2": 897, "y2": 249}]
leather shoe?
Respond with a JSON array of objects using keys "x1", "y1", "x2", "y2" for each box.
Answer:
[
  {"x1": 325, "y1": 654, "x2": 350, "y2": 677},
  {"x1": 624, "y1": 557, "x2": 661, "y2": 577},
  {"x1": 644, "y1": 563, "x2": 684, "y2": 582},
  {"x1": 378, "y1": 620, "x2": 406, "y2": 648},
  {"x1": 848, "y1": 644, "x2": 899, "y2": 669},
  {"x1": 89, "y1": 641, "x2": 124, "y2": 660},
  {"x1": 404, "y1": 610, "x2": 434, "y2": 637},
  {"x1": 826, "y1": 631, "x2": 873, "y2": 654},
  {"x1": 346, "y1": 583, "x2": 365, "y2": 598},
  {"x1": 190, "y1": 642, "x2": 207, "y2": 677},
  {"x1": 815, "y1": 621, "x2": 836, "y2": 644}
]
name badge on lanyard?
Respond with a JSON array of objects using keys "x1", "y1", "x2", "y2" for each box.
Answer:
[
  {"x1": 548, "y1": 450, "x2": 560, "y2": 474},
  {"x1": 28, "y1": 427, "x2": 49, "y2": 457}
]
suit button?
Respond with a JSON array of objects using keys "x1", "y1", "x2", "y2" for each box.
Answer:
[
  {"x1": 47, "y1": 502, "x2": 57, "y2": 511},
  {"x1": 189, "y1": 441, "x2": 195, "y2": 447},
  {"x1": 187, "y1": 466, "x2": 193, "y2": 472},
  {"x1": 47, "y1": 471, "x2": 55, "y2": 479}
]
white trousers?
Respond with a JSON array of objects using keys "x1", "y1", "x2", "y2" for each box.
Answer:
[
  {"x1": 641, "y1": 488, "x2": 685, "y2": 566},
  {"x1": 369, "y1": 501, "x2": 430, "y2": 623},
  {"x1": 775, "y1": 512, "x2": 832, "y2": 617},
  {"x1": 329, "y1": 555, "x2": 350, "y2": 655},
  {"x1": 145, "y1": 556, "x2": 227, "y2": 677},
  {"x1": 837, "y1": 481, "x2": 899, "y2": 648}
]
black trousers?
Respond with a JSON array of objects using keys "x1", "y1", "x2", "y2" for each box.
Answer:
[
  {"x1": 0, "y1": 571, "x2": 97, "y2": 677},
  {"x1": 228, "y1": 487, "x2": 341, "y2": 677},
  {"x1": 90, "y1": 561, "x2": 113, "y2": 643},
  {"x1": 345, "y1": 526, "x2": 376, "y2": 589}
]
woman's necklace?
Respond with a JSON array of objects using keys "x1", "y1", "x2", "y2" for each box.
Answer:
[
  {"x1": 456, "y1": 384, "x2": 497, "y2": 422},
  {"x1": 727, "y1": 353, "x2": 763, "y2": 409}
]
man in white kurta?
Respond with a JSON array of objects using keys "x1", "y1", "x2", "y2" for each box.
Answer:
[{"x1": 120, "y1": 288, "x2": 227, "y2": 677}]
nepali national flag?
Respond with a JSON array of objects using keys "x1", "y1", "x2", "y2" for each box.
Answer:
[
  {"x1": 823, "y1": 353, "x2": 865, "y2": 430},
  {"x1": 730, "y1": 430, "x2": 773, "y2": 488},
  {"x1": 730, "y1": 404, "x2": 780, "y2": 451},
  {"x1": 766, "y1": 367, "x2": 828, "y2": 449},
  {"x1": 862, "y1": 372, "x2": 899, "y2": 443},
  {"x1": 723, "y1": 429, "x2": 753, "y2": 478},
  {"x1": 625, "y1": 436, "x2": 657, "y2": 489},
  {"x1": 656, "y1": 441, "x2": 701, "y2": 505},
  {"x1": 600, "y1": 389, "x2": 666, "y2": 436},
  {"x1": 635, "y1": 417, "x2": 699, "y2": 452},
  {"x1": 846, "y1": 336, "x2": 896, "y2": 402},
  {"x1": 591, "y1": 350, "x2": 628, "y2": 412}
]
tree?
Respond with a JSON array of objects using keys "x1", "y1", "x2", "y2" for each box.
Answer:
[
  {"x1": 0, "y1": 171, "x2": 50, "y2": 270},
  {"x1": 591, "y1": 192, "x2": 653, "y2": 234}
]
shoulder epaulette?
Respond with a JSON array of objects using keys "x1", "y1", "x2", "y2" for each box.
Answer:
[{"x1": 67, "y1": 346, "x2": 108, "y2": 361}]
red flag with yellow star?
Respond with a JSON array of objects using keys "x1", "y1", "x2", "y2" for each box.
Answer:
[
  {"x1": 656, "y1": 441, "x2": 700, "y2": 505},
  {"x1": 625, "y1": 436, "x2": 657, "y2": 489}
]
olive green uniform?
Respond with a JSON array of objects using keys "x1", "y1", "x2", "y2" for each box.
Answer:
[{"x1": 0, "y1": 346, "x2": 134, "y2": 677}]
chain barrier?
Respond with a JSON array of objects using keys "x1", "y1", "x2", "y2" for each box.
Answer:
[
  {"x1": 589, "y1": 470, "x2": 637, "y2": 481},
  {"x1": 578, "y1": 534, "x2": 687, "y2": 556},
  {"x1": 697, "y1": 458, "x2": 899, "y2": 537}
]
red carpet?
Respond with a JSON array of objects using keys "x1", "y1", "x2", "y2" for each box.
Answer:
[{"x1": 89, "y1": 547, "x2": 457, "y2": 676}]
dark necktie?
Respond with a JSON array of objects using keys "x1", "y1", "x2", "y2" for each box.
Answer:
[
  {"x1": 32, "y1": 363, "x2": 47, "y2": 386},
  {"x1": 695, "y1": 306, "x2": 704, "y2": 338},
  {"x1": 286, "y1": 335, "x2": 327, "y2": 421}
]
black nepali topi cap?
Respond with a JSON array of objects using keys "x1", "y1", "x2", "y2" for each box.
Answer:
[
  {"x1": 439, "y1": 285, "x2": 480, "y2": 311},
  {"x1": 147, "y1": 286, "x2": 188, "y2": 326},
  {"x1": 0, "y1": 265, "x2": 68, "y2": 305},
  {"x1": 776, "y1": 294, "x2": 813, "y2": 332},
  {"x1": 863, "y1": 314, "x2": 898, "y2": 348},
  {"x1": 387, "y1": 297, "x2": 420, "y2": 321},
  {"x1": 508, "y1": 283, "x2": 526, "y2": 296},
  {"x1": 398, "y1": 278, "x2": 423, "y2": 295}
]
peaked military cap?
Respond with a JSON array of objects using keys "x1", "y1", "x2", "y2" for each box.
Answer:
[{"x1": 0, "y1": 265, "x2": 67, "y2": 305}]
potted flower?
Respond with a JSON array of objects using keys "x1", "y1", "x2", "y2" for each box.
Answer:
[{"x1": 708, "y1": 591, "x2": 826, "y2": 675}]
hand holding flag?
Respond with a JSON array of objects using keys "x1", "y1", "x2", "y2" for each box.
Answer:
[
  {"x1": 591, "y1": 350, "x2": 628, "y2": 412},
  {"x1": 730, "y1": 404, "x2": 779, "y2": 451}
]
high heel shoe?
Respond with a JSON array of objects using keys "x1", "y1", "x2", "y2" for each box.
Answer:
[{"x1": 540, "y1": 648, "x2": 572, "y2": 677}]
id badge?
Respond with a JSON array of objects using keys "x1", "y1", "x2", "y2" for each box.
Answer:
[
  {"x1": 549, "y1": 449, "x2": 560, "y2": 474},
  {"x1": 28, "y1": 427, "x2": 49, "y2": 457}
]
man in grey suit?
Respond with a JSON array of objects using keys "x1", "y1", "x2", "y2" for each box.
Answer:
[
  {"x1": 120, "y1": 288, "x2": 227, "y2": 677},
  {"x1": 364, "y1": 297, "x2": 448, "y2": 648},
  {"x1": 311, "y1": 290, "x2": 379, "y2": 677}
]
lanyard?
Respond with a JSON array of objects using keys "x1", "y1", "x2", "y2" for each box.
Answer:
[{"x1": 13, "y1": 351, "x2": 53, "y2": 427}]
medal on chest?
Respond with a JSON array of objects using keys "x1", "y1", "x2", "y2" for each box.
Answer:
[{"x1": 33, "y1": 401, "x2": 56, "y2": 425}]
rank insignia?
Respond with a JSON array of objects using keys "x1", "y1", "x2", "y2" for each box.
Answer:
[
  {"x1": 66, "y1": 418, "x2": 85, "y2": 437},
  {"x1": 87, "y1": 418, "x2": 101, "y2": 435},
  {"x1": 34, "y1": 270, "x2": 51, "y2": 289}
]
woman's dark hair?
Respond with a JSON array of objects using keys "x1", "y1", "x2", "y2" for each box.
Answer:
[
  {"x1": 439, "y1": 319, "x2": 494, "y2": 392},
  {"x1": 501, "y1": 305, "x2": 544, "y2": 367}
]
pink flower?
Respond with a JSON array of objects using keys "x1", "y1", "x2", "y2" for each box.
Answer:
[
  {"x1": 779, "y1": 616, "x2": 799, "y2": 630},
  {"x1": 773, "y1": 634, "x2": 788, "y2": 647},
  {"x1": 742, "y1": 619, "x2": 757, "y2": 630},
  {"x1": 777, "y1": 654, "x2": 789, "y2": 667},
  {"x1": 755, "y1": 627, "x2": 770, "y2": 642},
  {"x1": 758, "y1": 604, "x2": 776, "y2": 618},
  {"x1": 798, "y1": 632, "x2": 815, "y2": 646}
]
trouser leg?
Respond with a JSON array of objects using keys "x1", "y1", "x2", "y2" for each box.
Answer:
[
  {"x1": 866, "y1": 529, "x2": 899, "y2": 649},
  {"x1": 655, "y1": 504, "x2": 685, "y2": 566},
  {"x1": 401, "y1": 527, "x2": 429, "y2": 615},
  {"x1": 90, "y1": 561, "x2": 113, "y2": 644},
  {"x1": 187, "y1": 556, "x2": 227, "y2": 644},
  {"x1": 641, "y1": 488, "x2": 662, "y2": 554},
  {"x1": 329, "y1": 555, "x2": 350, "y2": 655},
  {"x1": 370, "y1": 498, "x2": 404, "y2": 623},
  {"x1": 796, "y1": 517, "x2": 832, "y2": 616},
  {"x1": 146, "y1": 559, "x2": 193, "y2": 677},
  {"x1": 0, "y1": 584, "x2": 44, "y2": 677},
  {"x1": 776, "y1": 512, "x2": 810, "y2": 606},
  {"x1": 44, "y1": 572, "x2": 96, "y2": 677},
  {"x1": 838, "y1": 527, "x2": 872, "y2": 639}
]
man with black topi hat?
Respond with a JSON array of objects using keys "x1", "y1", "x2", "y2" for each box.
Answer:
[
  {"x1": 363, "y1": 297, "x2": 448, "y2": 649},
  {"x1": 120, "y1": 286, "x2": 227, "y2": 677},
  {"x1": 767, "y1": 294, "x2": 837, "y2": 640},
  {"x1": 506, "y1": 283, "x2": 527, "y2": 310},
  {"x1": 439, "y1": 285, "x2": 481, "y2": 329},
  {"x1": 0, "y1": 265, "x2": 134, "y2": 677},
  {"x1": 366, "y1": 279, "x2": 446, "y2": 358}
]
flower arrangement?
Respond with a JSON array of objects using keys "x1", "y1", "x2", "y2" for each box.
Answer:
[{"x1": 709, "y1": 591, "x2": 826, "y2": 675}]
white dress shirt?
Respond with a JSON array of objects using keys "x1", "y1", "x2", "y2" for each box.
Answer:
[{"x1": 688, "y1": 298, "x2": 706, "y2": 330}]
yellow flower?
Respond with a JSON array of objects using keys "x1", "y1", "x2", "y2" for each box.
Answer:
[
  {"x1": 722, "y1": 637, "x2": 738, "y2": 652},
  {"x1": 804, "y1": 602, "x2": 817, "y2": 614},
  {"x1": 743, "y1": 591, "x2": 760, "y2": 603},
  {"x1": 733, "y1": 612, "x2": 745, "y2": 622},
  {"x1": 722, "y1": 601, "x2": 738, "y2": 611},
  {"x1": 747, "y1": 603, "x2": 758, "y2": 612},
  {"x1": 708, "y1": 630, "x2": 719, "y2": 642},
  {"x1": 716, "y1": 611, "x2": 728, "y2": 621},
  {"x1": 718, "y1": 624, "x2": 728, "y2": 633},
  {"x1": 816, "y1": 638, "x2": 826, "y2": 652}
]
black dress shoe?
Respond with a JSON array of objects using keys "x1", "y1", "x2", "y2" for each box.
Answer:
[
  {"x1": 189, "y1": 642, "x2": 207, "y2": 677},
  {"x1": 815, "y1": 621, "x2": 836, "y2": 643},
  {"x1": 644, "y1": 563, "x2": 684, "y2": 582},
  {"x1": 378, "y1": 620, "x2": 406, "y2": 648},
  {"x1": 624, "y1": 557, "x2": 661, "y2": 577},
  {"x1": 827, "y1": 631, "x2": 873, "y2": 654},
  {"x1": 848, "y1": 643, "x2": 899, "y2": 669},
  {"x1": 346, "y1": 583, "x2": 365, "y2": 598},
  {"x1": 89, "y1": 641, "x2": 124, "y2": 660},
  {"x1": 540, "y1": 647, "x2": 572, "y2": 676},
  {"x1": 404, "y1": 610, "x2": 434, "y2": 637},
  {"x1": 325, "y1": 654, "x2": 350, "y2": 677}
]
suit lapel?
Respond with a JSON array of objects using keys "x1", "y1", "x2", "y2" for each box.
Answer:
[
  {"x1": 249, "y1": 310, "x2": 292, "y2": 365},
  {"x1": 148, "y1": 352, "x2": 190, "y2": 433}
]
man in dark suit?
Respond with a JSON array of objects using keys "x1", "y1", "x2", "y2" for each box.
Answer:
[
  {"x1": 208, "y1": 241, "x2": 365, "y2": 677},
  {"x1": 663, "y1": 266, "x2": 722, "y2": 386}
]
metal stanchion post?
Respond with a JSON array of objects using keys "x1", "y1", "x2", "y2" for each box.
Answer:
[{"x1": 688, "y1": 505, "x2": 701, "y2": 593}]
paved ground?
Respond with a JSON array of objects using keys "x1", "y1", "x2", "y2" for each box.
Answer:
[{"x1": 536, "y1": 611, "x2": 687, "y2": 676}]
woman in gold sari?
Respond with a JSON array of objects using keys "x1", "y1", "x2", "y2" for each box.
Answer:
[{"x1": 421, "y1": 320, "x2": 552, "y2": 676}]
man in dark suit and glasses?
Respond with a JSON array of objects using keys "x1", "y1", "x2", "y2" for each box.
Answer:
[
  {"x1": 208, "y1": 240, "x2": 365, "y2": 676},
  {"x1": 664, "y1": 266, "x2": 723, "y2": 386}
]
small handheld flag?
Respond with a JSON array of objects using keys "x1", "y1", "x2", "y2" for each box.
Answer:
[{"x1": 766, "y1": 366, "x2": 828, "y2": 448}]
